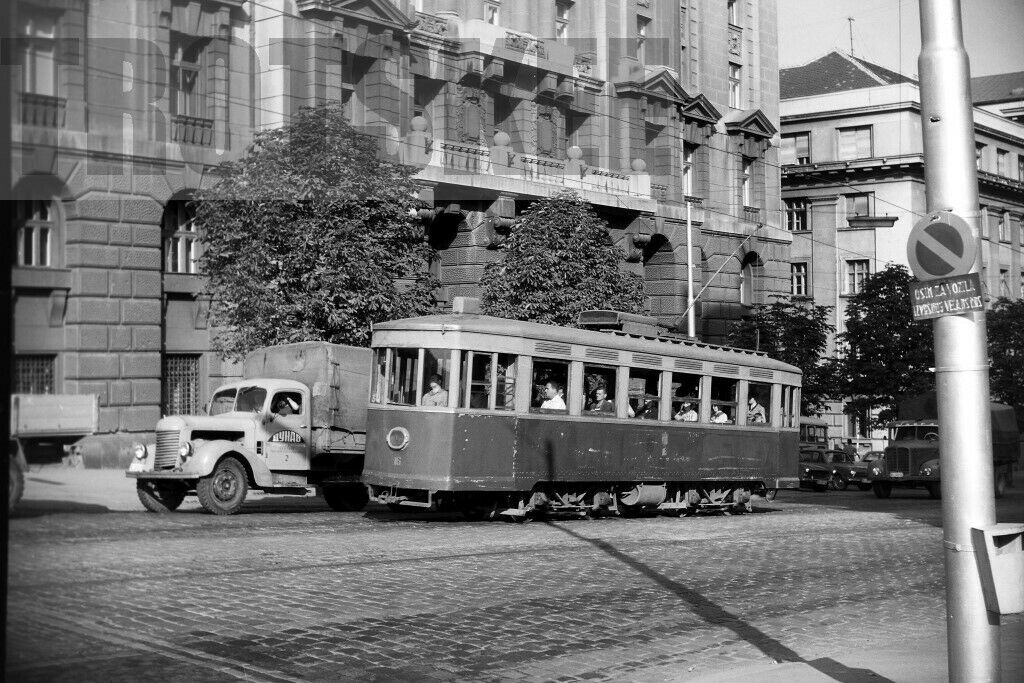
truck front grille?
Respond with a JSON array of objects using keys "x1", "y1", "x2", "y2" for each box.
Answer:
[
  {"x1": 886, "y1": 447, "x2": 910, "y2": 473},
  {"x1": 155, "y1": 430, "x2": 180, "y2": 469}
]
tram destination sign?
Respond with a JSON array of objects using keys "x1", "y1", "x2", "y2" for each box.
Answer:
[{"x1": 910, "y1": 272, "x2": 984, "y2": 321}]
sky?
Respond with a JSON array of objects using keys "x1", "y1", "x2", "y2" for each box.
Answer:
[{"x1": 778, "y1": 0, "x2": 1024, "y2": 78}]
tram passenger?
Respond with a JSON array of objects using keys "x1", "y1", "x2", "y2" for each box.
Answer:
[
  {"x1": 746, "y1": 397, "x2": 767, "y2": 423},
  {"x1": 421, "y1": 374, "x2": 449, "y2": 406},
  {"x1": 540, "y1": 381, "x2": 566, "y2": 411},
  {"x1": 588, "y1": 387, "x2": 615, "y2": 413},
  {"x1": 711, "y1": 404, "x2": 731, "y2": 423},
  {"x1": 674, "y1": 402, "x2": 698, "y2": 422}
]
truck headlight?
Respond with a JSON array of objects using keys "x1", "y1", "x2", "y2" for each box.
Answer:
[
  {"x1": 872, "y1": 467, "x2": 881, "y2": 476},
  {"x1": 178, "y1": 442, "x2": 193, "y2": 460},
  {"x1": 849, "y1": 469, "x2": 856, "y2": 477},
  {"x1": 131, "y1": 443, "x2": 147, "y2": 460},
  {"x1": 921, "y1": 466, "x2": 933, "y2": 476}
]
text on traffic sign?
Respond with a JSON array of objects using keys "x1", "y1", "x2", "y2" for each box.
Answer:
[{"x1": 910, "y1": 272, "x2": 984, "y2": 320}]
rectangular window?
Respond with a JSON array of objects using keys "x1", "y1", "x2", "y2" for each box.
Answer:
[
  {"x1": 1018, "y1": 156, "x2": 1024, "y2": 181},
  {"x1": 670, "y1": 373, "x2": 702, "y2": 422},
  {"x1": 20, "y1": 13, "x2": 57, "y2": 96},
  {"x1": 627, "y1": 368, "x2": 661, "y2": 420},
  {"x1": 532, "y1": 358, "x2": 569, "y2": 412},
  {"x1": 999, "y1": 269, "x2": 1011, "y2": 297},
  {"x1": 996, "y1": 149, "x2": 1009, "y2": 176},
  {"x1": 420, "y1": 349, "x2": 452, "y2": 407},
  {"x1": 997, "y1": 213, "x2": 1010, "y2": 243},
  {"x1": 845, "y1": 193, "x2": 874, "y2": 218},
  {"x1": 791, "y1": 262, "x2": 808, "y2": 297},
  {"x1": 846, "y1": 259, "x2": 870, "y2": 295},
  {"x1": 583, "y1": 364, "x2": 618, "y2": 416},
  {"x1": 636, "y1": 16, "x2": 649, "y2": 62},
  {"x1": 710, "y1": 377, "x2": 738, "y2": 424},
  {"x1": 741, "y1": 157, "x2": 753, "y2": 206},
  {"x1": 163, "y1": 201, "x2": 199, "y2": 274},
  {"x1": 388, "y1": 348, "x2": 420, "y2": 406},
  {"x1": 785, "y1": 199, "x2": 808, "y2": 231},
  {"x1": 15, "y1": 354, "x2": 56, "y2": 394},
  {"x1": 461, "y1": 351, "x2": 516, "y2": 411},
  {"x1": 728, "y1": 0, "x2": 739, "y2": 25},
  {"x1": 976, "y1": 143, "x2": 986, "y2": 170},
  {"x1": 837, "y1": 126, "x2": 872, "y2": 160},
  {"x1": 746, "y1": 382, "x2": 771, "y2": 425},
  {"x1": 162, "y1": 353, "x2": 201, "y2": 416},
  {"x1": 681, "y1": 143, "x2": 696, "y2": 196},
  {"x1": 728, "y1": 63, "x2": 742, "y2": 108},
  {"x1": 555, "y1": 1, "x2": 570, "y2": 42},
  {"x1": 780, "y1": 133, "x2": 810, "y2": 165},
  {"x1": 170, "y1": 33, "x2": 207, "y2": 118},
  {"x1": 15, "y1": 200, "x2": 53, "y2": 267},
  {"x1": 485, "y1": 2, "x2": 500, "y2": 25}
]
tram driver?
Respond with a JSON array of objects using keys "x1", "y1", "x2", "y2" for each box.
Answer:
[{"x1": 421, "y1": 374, "x2": 449, "y2": 407}]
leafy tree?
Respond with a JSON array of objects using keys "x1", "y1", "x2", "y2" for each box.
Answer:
[
  {"x1": 481, "y1": 190, "x2": 646, "y2": 326},
  {"x1": 194, "y1": 103, "x2": 438, "y2": 360},
  {"x1": 727, "y1": 299, "x2": 838, "y2": 415},
  {"x1": 835, "y1": 263, "x2": 934, "y2": 427},
  {"x1": 987, "y1": 296, "x2": 1024, "y2": 409}
]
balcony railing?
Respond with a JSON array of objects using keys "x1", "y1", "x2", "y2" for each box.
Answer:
[
  {"x1": 171, "y1": 114, "x2": 214, "y2": 147},
  {"x1": 19, "y1": 92, "x2": 66, "y2": 127}
]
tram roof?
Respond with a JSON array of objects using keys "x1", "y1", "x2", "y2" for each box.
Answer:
[{"x1": 373, "y1": 314, "x2": 801, "y2": 375}]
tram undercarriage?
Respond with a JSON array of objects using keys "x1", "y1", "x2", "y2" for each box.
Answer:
[{"x1": 369, "y1": 481, "x2": 768, "y2": 521}]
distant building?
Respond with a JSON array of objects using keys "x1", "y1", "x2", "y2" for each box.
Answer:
[
  {"x1": 780, "y1": 51, "x2": 1024, "y2": 439},
  {"x1": 8, "y1": 0, "x2": 785, "y2": 465},
  {"x1": 972, "y1": 71, "x2": 1024, "y2": 124}
]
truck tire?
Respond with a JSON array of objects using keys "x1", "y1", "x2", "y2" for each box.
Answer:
[
  {"x1": 137, "y1": 480, "x2": 187, "y2": 512},
  {"x1": 872, "y1": 482, "x2": 892, "y2": 499},
  {"x1": 322, "y1": 483, "x2": 369, "y2": 512},
  {"x1": 9, "y1": 457, "x2": 25, "y2": 513},
  {"x1": 196, "y1": 457, "x2": 248, "y2": 515}
]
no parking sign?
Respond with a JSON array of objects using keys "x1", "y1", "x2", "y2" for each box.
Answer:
[{"x1": 906, "y1": 211, "x2": 977, "y2": 280}]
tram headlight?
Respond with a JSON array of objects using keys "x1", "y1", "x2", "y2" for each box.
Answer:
[
  {"x1": 178, "y1": 442, "x2": 193, "y2": 461},
  {"x1": 131, "y1": 442, "x2": 148, "y2": 460}
]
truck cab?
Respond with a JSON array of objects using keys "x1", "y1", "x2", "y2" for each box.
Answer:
[
  {"x1": 127, "y1": 341, "x2": 371, "y2": 515},
  {"x1": 871, "y1": 420, "x2": 942, "y2": 499}
]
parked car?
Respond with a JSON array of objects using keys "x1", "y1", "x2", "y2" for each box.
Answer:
[
  {"x1": 799, "y1": 449, "x2": 836, "y2": 491},
  {"x1": 825, "y1": 450, "x2": 873, "y2": 491}
]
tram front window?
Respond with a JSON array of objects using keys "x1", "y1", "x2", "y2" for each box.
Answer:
[
  {"x1": 388, "y1": 348, "x2": 419, "y2": 405},
  {"x1": 420, "y1": 348, "x2": 451, "y2": 407},
  {"x1": 532, "y1": 359, "x2": 569, "y2": 412},
  {"x1": 628, "y1": 368, "x2": 660, "y2": 420}
]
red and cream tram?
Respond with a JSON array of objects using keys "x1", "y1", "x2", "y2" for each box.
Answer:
[{"x1": 363, "y1": 313, "x2": 801, "y2": 519}]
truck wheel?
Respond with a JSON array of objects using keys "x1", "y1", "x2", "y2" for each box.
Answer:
[
  {"x1": 9, "y1": 457, "x2": 25, "y2": 513},
  {"x1": 926, "y1": 483, "x2": 942, "y2": 500},
  {"x1": 322, "y1": 483, "x2": 368, "y2": 512},
  {"x1": 196, "y1": 458, "x2": 248, "y2": 515},
  {"x1": 873, "y1": 483, "x2": 892, "y2": 499},
  {"x1": 137, "y1": 480, "x2": 187, "y2": 512}
]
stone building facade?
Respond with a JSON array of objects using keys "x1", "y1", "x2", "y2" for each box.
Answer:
[
  {"x1": 780, "y1": 52, "x2": 1024, "y2": 441},
  {"x1": 8, "y1": 0, "x2": 785, "y2": 466}
]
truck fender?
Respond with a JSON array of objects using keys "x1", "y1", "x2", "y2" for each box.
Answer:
[
  {"x1": 919, "y1": 458, "x2": 941, "y2": 477},
  {"x1": 191, "y1": 441, "x2": 274, "y2": 488}
]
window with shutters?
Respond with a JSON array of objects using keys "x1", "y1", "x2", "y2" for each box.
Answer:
[
  {"x1": 844, "y1": 192, "x2": 874, "y2": 218},
  {"x1": 996, "y1": 149, "x2": 1009, "y2": 176},
  {"x1": 837, "y1": 126, "x2": 872, "y2": 160},
  {"x1": 780, "y1": 132, "x2": 810, "y2": 165}
]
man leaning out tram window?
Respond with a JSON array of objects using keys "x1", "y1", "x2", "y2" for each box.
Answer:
[{"x1": 539, "y1": 381, "x2": 566, "y2": 411}]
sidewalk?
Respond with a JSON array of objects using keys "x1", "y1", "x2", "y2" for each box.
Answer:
[{"x1": 12, "y1": 464, "x2": 1024, "y2": 682}]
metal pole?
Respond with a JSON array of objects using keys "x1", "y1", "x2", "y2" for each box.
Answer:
[
  {"x1": 917, "y1": 1, "x2": 1000, "y2": 680},
  {"x1": 686, "y1": 200, "x2": 695, "y2": 338}
]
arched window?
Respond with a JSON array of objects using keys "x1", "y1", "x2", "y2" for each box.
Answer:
[
  {"x1": 739, "y1": 252, "x2": 763, "y2": 306},
  {"x1": 15, "y1": 200, "x2": 55, "y2": 267},
  {"x1": 162, "y1": 200, "x2": 199, "y2": 274}
]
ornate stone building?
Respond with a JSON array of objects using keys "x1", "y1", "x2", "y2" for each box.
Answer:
[{"x1": 7, "y1": 0, "x2": 785, "y2": 465}]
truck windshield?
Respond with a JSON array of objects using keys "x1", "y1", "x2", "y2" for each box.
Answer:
[
  {"x1": 235, "y1": 386, "x2": 268, "y2": 413},
  {"x1": 209, "y1": 389, "x2": 237, "y2": 415}
]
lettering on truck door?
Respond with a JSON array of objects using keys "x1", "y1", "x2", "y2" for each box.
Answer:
[{"x1": 264, "y1": 390, "x2": 311, "y2": 471}]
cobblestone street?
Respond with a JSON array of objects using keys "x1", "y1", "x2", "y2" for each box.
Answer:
[{"x1": 7, "y1": 484, "x2": 1024, "y2": 682}]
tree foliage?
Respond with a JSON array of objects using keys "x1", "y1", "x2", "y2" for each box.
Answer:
[
  {"x1": 835, "y1": 264, "x2": 934, "y2": 427},
  {"x1": 987, "y1": 296, "x2": 1024, "y2": 409},
  {"x1": 727, "y1": 299, "x2": 837, "y2": 415},
  {"x1": 480, "y1": 191, "x2": 646, "y2": 326},
  {"x1": 194, "y1": 103, "x2": 438, "y2": 360}
]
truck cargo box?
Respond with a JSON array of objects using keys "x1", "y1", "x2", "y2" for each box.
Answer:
[
  {"x1": 10, "y1": 394, "x2": 98, "y2": 438},
  {"x1": 242, "y1": 341, "x2": 371, "y2": 433}
]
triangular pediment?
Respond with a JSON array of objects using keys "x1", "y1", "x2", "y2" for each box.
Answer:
[
  {"x1": 679, "y1": 94, "x2": 721, "y2": 125},
  {"x1": 723, "y1": 108, "x2": 777, "y2": 138},
  {"x1": 296, "y1": 0, "x2": 416, "y2": 30},
  {"x1": 614, "y1": 65, "x2": 689, "y2": 104}
]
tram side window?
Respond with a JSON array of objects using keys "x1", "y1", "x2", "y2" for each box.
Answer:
[
  {"x1": 388, "y1": 348, "x2": 419, "y2": 405},
  {"x1": 628, "y1": 368, "x2": 661, "y2": 420},
  {"x1": 583, "y1": 364, "x2": 618, "y2": 414},
  {"x1": 370, "y1": 349, "x2": 386, "y2": 404},
  {"x1": 783, "y1": 386, "x2": 799, "y2": 427},
  {"x1": 746, "y1": 382, "x2": 771, "y2": 424},
  {"x1": 710, "y1": 377, "x2": 738, "y2": 424},
  {"x1": 420, "y1": 348, "x2": 451, "y2": 407},
  {"x1": 532, "y1": 359, "x2": 569, "y2": 412},
  {"x1": 671, "y1": 372, "x2": 702, "y2": 422},
  {"x1": 460, "y1": 352, "x2": 517, "y2": 410}
]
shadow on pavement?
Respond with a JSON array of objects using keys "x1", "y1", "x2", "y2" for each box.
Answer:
[
  {"x1": 549, "y1": 521, "x2": 894, "y2": 683},
  {"x1": 10, "y1": 500, "x2": 113, "y2": 517}
]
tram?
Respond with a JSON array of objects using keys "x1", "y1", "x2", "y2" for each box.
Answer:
[{"x1": 362, "y1": 312, "x2": 801, "y2": 519}]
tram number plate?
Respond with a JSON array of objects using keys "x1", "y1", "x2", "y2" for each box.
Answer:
[{"x1": 890, "y1": 472, "x2": 904, "y2": 478}]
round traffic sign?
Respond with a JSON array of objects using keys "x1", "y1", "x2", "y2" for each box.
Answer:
[{"x1": 906, "y1": 211, "x2": 978, "y2": 280}]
